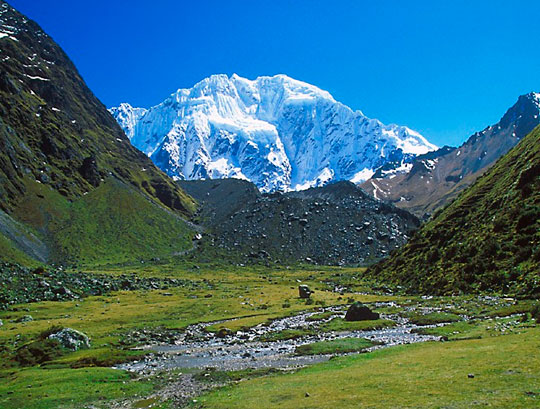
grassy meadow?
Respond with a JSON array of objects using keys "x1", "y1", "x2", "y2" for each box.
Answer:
[{"x1": 0, "y1": 261, "x2": 537, "y2": 408}]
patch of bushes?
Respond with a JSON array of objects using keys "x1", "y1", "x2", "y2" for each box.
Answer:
[
  {"x1": 14, "y1": 326, "x2": 66, "y2": 366},
  {"x1": 531, "y1": 303, "x2": 540, "y2": 324},
  {"x1": 15, "y1": 339, "x2": 63, "y2": 366}
]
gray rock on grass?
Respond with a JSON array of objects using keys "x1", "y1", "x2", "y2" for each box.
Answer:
[
  {"x1": 299, "y1": 285, "x2": 312, "y2": 299},
  {"x1": 48, "y1": 328, "x2": 90, "y2": 350}
]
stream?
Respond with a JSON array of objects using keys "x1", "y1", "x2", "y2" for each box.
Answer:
[{"x1": 115, "y1": 304, "x2": 441, "y2": 374}]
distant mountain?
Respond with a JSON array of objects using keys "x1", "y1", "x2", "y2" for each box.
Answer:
[
  {"x1": 368, "y1": 125, "x2": 540, "y2": 296},
  {"x1": 180, "y1": 179, "x2": 420, "y2": 266},
  {"x1": 111, "y1": 74, "x2": 436, "y2": 192},
  {"x1": 0, "y1": 1, "x2": 196, "y2": 265},
  {"x1": 362, "y1": 93, "x2": 540, "y2": 218}
]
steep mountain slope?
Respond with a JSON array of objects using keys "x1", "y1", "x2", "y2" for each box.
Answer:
[
  {"x1": 368, "y1": 125, "x2": 540, "y2": 296},
  {"x1": 362, "y1": 93, "x2": 540, "y2": 218},
  {"x1": 179, "y1": 178, "x2": 260, "y2": 226},
  {"x1": 180, "y1": 179, "x2": 420, "y2": 265},
  {"x1": 0, "y1": 1, "x2": 196, "y2": 265},
  {"x1": 111, "y1": 74, "x2": 436, "y2": 192}
]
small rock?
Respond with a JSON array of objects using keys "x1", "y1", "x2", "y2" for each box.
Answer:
[
  {"x1": 305, "y1": 392, "x2": 310, "y2": 397},
  {"x1": 468, "y1": 374, "x2": 475, "y2": 379},
  {"x1": 216, "y1": 328, "x2": 233, "y2": 338},
  {"x1": 16, "y1": 315, "x2": 33, "y2": 323}
]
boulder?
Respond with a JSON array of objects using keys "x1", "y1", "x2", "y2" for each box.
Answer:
[
  {"x1": 345, "y1": 302, "x2": 379, "y2": 321},
  {"x1": 16, "y1": 315, "x2": 33, "y2": 323},
  {"x1": 48, "y1": 328, "x2": 90, "y2": 350},
  {"x1": 216, "y1": 328, "x2": 233, "y2": 338},
  {"x1": 298, "y1": 285, "x2": 312, "y2": 299}
]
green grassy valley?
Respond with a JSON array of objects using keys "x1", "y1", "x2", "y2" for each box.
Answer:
[
  {"x1": 1, "y1": 1, "x2": 539, "y2": 408},
  {"x1": 194, "y1": 327, "x2": 540, "y2": 409},
  {"x1": 0, "y1": 261, "x2": 538, "y2": 408}
]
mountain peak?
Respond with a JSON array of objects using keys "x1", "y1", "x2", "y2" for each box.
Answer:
[
  {"x1": 361, "y1": 91, "x2": 540, "y2": 217},
  {"x1": 498, "y1": 91, "x2": 540, "y2": 133},
  {"x1": 111, "y1": 74, "x2": 436, "y2": 192}
]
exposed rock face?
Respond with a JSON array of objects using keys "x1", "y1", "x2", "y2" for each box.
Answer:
[
  {"x1": 362, "y1": 93, "x2": 540, "y2": 218},
  {"x1": 79, "y1": 156, "x2": 101, "y2": 187},
  {"x1": 48, "y1": 328, "x2": 90, "y2": 351},
  {"x1": 345, "y1": 302, "x2": 380, "y2": 321}
]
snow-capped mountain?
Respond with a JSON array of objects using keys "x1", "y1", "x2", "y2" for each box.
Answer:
[{"x1": 110, "y1": 74, "x2": 436, "y2": 192}]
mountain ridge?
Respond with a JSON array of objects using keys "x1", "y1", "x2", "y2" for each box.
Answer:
[
  {"x1": 362, "y1": 92, "x2": 540, "y2": 217},
  {"x1": 0, "y1": 0, "x2": 197, "y2": 265}
]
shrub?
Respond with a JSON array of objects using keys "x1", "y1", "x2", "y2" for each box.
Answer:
[
  {"x1": 15, "y1": 339, "x2": 63, "y2": 366},
  {"x1": 532, "y1": 303, "x2": 540, "y2": 324}
]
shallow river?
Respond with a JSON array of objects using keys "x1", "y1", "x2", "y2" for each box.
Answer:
[{"x1": 116, "y1": 305, "x2": 441, "y2": 373}]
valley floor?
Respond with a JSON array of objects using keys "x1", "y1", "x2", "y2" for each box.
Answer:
[{"x1": 0, "y1": 261, "x2": 538, "y2": 409}]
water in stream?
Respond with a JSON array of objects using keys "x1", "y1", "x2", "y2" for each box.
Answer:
[{"x1": 116, "y1": 305, "x2": 441, "y2": 374}]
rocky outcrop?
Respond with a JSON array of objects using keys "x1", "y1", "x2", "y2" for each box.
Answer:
[
  {"x1": 181, "y1": 179, "x2": 420, "y2": 265},
  {"x1": 298, "y1": 285, "x2": 312, "y2": 299}
]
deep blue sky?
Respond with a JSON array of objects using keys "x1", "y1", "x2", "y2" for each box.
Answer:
[{"x1": 9, "y1": 0, "x2": 540, "y2": 147}]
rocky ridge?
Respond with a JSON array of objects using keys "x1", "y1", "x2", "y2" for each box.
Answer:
[{"x1": 362, "y1": 93, "x2": 540, "y2": 217}]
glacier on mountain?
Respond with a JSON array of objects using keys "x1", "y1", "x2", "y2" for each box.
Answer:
[{"x1": 110, "y1": 74, "x2": 436, "y2": 192}]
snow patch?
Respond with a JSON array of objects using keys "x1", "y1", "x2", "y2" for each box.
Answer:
[
  {"x1": 350, "y1": 168, "x2": 375, "y2": 184},
  {"x1": 24, "y1": 74, "x2": 50, "y2": 81}
]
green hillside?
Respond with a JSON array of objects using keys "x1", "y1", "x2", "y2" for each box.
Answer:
[
  {"x1": 0, "y1": 232, "x2": 40, "y2": 267},
  {"x1": 10, "y1": 178, "x2": 195, "y2": 266},
  {"x1": 0, "y1": 2, "x2": 197, "y2": 265},
  {"x1": 368, "y1": 126, "x2": 540, "y2": 296}
]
